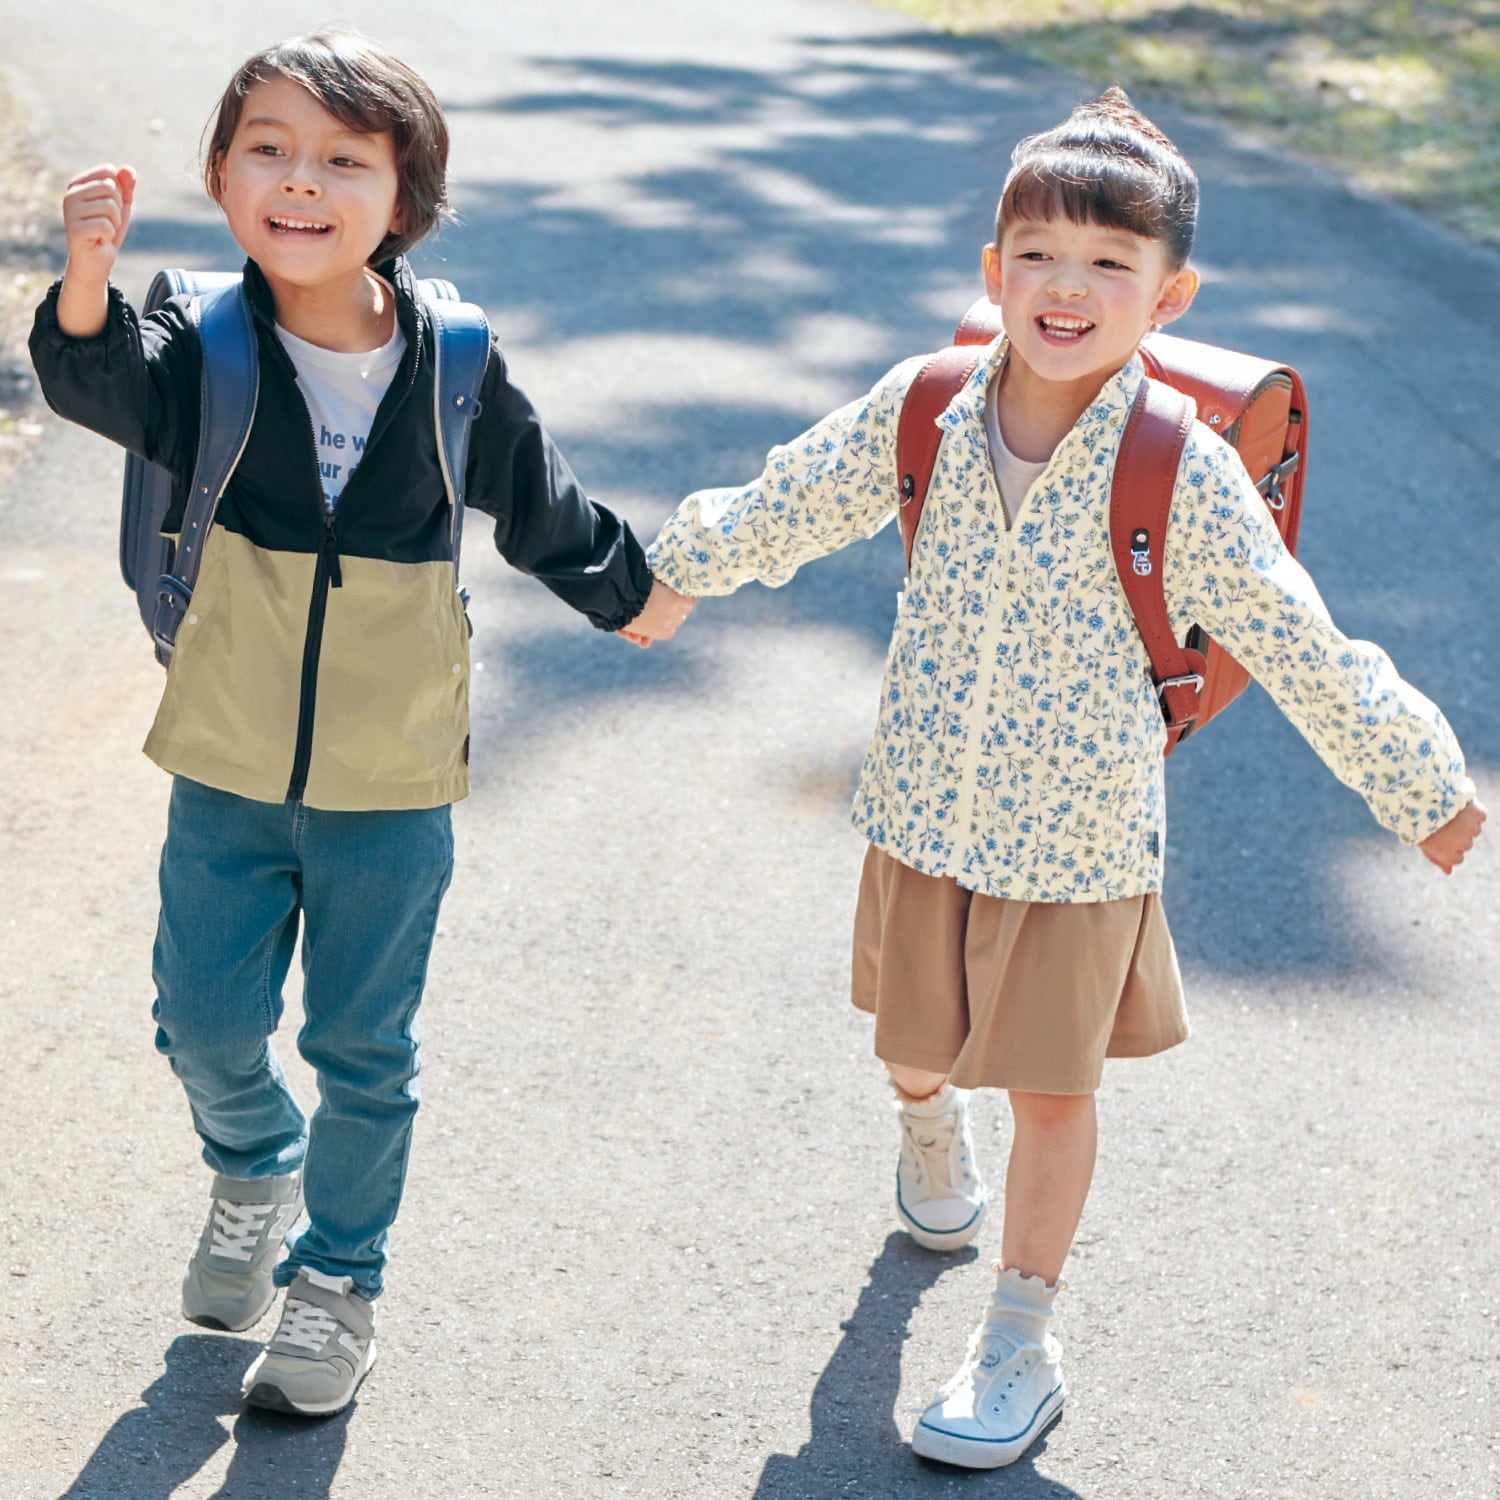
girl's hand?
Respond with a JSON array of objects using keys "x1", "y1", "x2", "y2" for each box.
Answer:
[
  {"x1": 615, "y1": 579, "x2": 696, "y2": 649},
  {"x1": 1418, "y1": 797, "x2": 1487, "y2": 874},
  {"x1": 57, "y1": 164, "x2": 135, "y2": 337}
]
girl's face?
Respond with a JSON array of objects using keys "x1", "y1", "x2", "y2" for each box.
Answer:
[
  {"x1": 983, "y1": 215, "x2": 1197, "y2": 399},
  {"x1": 215, "y1": 74, "x2": 402, "y2": 297}
]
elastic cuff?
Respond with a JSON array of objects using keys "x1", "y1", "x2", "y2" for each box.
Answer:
[
  {"x1": 32, "y1": 278, "x2": 130, "y2": 351},
  {"x1": 591, "y1": 567, "x2": 656, "y2": 632}
]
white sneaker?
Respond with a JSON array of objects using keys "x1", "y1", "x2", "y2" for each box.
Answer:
[
  {"x1": 894, "y1": 1085, "x2": 986, "y2": 1251},
  {"x1": 182, "y1": 1171, "x2": 303, "y2": 1332},
  {"x1": 911, "y1": 1267, "x2": 1066, "y2": 1469},
  {"x1": 242, "y1": 1267, "x2": 377, "y2": 1417}
]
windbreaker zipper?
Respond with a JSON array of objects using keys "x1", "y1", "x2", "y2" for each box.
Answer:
[
  {"x1": 285, "y1": 519, "x2": 341, "y2": 802},
  {"x1": 285, "y1": 386, "x2": 342, "y2": 803}
]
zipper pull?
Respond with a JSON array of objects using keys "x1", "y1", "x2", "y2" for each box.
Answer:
[{"x1": 323, "y1": 525, "x2": 342, "y2": 589}]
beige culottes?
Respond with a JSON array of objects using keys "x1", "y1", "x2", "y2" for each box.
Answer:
[{"x1": 850, "y1": 844, "x2": 1189, "y2": 1094}]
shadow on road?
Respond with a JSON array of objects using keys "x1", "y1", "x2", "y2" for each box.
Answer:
[
  {"x1": 427, "y1": 31, "x2": 1498, "y2": 994},
  {"x1": 51, "y1": 27, "x2": 1497, "y2": 999},
  {"x1": 57, "y1": 1333, "x2": 351, "y2": 1500},
  {"x1": 751, "y1": 1231, "x2": 1082, "y2": 1498}
]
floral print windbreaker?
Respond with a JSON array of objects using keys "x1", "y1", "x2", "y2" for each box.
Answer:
[{"x1": 647, "y1": 336, "x2": 1473, "y2": 902}]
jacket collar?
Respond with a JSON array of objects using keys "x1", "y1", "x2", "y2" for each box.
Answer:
[
  {"x1": 934, "y1": 333, "x2": 1148, "y2": 439},
  {"x1": 241, "y1": 256, "x2": 425, "y2": 458},
  {"x1": 240, "y1": 255, "x2": 424, "y2": 343}
]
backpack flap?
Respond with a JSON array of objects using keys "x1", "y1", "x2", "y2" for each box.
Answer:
[
  {"x1": 1140, "y1": 330, "x2": 1307, "y2": 552},
  {"x1": 1135, "y1": 333, "x2": 1310, "y2": 742},
  {"x1": 953, "y1": 296, "x2": 1005, "y2": 348}
]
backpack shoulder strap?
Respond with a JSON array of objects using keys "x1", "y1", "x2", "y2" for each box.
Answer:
[
  {"x1": 1108, "y1": 377, "x2": 1207, "y2": 750},
  {"x1": 419, "y1": 282, "x2": 490, "y2": 580},
  {"x1": 895, "y1": 345, "x2": 988, "y2": 571},
  {"x1": 151, "y1": 278, "x2": 258, "y2": 666}
]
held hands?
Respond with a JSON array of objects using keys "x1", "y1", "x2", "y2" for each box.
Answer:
[
  {"x1": 617, "y1": 579, "x2": 696, "y2": 649},
  {"x1": 1419, "y1": 797, "x2": 1487, "y2": 874},
  {"x1": 58, "y1": 164, "x2": 136, "y2": 337}
]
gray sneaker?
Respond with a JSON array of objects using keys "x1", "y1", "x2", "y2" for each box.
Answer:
[
  {"x1": 182, "y1": 1171, "x2": 303, "y2": 1332},
  {"x1": 242, "y1": 1267, "x2": 377, "y2": 1417}
]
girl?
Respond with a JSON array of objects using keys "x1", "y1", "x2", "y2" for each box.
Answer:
[{"x1": 643, "y1": 88, "x2": 1483, "y2": 1468}]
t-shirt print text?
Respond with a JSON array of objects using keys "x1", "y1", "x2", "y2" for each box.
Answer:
[{"x1": 318, "y1": 422, "x2": 369, "y2": 509}]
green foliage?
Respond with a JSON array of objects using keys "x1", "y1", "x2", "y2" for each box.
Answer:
[{"x1": 885, "y1": 0, "x2": 1500, "y2": 247}]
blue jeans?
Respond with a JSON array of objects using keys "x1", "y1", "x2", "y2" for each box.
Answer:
[{"x1": 151, "y1": 777, "x2": 454, "y2": 1299}]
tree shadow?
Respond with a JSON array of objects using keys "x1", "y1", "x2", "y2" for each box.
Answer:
[
  {"x1": 70, "y1": 23, "x2": 1498, "y2": 997},
  {"x1": 752, "y1": 1232, "x2": 1080, "y2": 1497},
  {"x1": 58, "y1": 1334, "x2": 351, "y2": 1500},
  {"x1": 429, "y1": 32, "x2": 1496, "y2": 990}
]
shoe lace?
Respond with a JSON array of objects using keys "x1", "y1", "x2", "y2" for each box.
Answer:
[
  {"x1": 902, "y1": 1111, "x2": 967, "y2": 1189},
  {"x1": 273, "y1": 1296, "x2": 339, "y2": 1354},
  {"x1": 209, "y1": 1199, "x2": 275, "y2": 1263},
  {"x1": 953, "y1": 1314, "x2": 1045, "y2": 1401}
]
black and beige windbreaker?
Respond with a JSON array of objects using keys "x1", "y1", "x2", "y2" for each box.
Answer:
[{"x1": 31, "y1": 258, "x2": 654, "y2": 811}]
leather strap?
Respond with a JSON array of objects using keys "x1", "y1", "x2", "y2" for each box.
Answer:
[
  {"x1": 895, "y1": 345, "x2": 987, "y2": 569},
  {"x1": 1109, "y1": 378, "x2": 1207, "y2": 749}
]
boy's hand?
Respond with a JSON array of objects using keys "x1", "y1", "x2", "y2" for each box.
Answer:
[
  {"x1": 1418, "y1": 797, "x2": 1486, "y2": 874},
  {"x1": 616, "y1": 579, "x2": 695, "y2": 649},
  {"x1": 63, "y1": 164, "x2": 136, "y2": 275},
  {"x1": 58, "y1": 164, "x2": 136, "y2": 337}
]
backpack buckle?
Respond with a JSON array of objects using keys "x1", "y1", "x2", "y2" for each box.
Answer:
[
  {"x1": 1157, "y1": 671, "x2": 1204, "y2": 737},
  {"x1": 151, "y1": 575, "x2": 193, "y2": 667},
  {"x1": 1156, "y1": 671, "x2": 1203, "y2": 702},
  {"x1": 1255, "y1": 451, "x2": 1300, "y2": 512}
]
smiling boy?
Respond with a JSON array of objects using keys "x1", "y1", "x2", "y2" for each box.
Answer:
[{"x1": 32, "y1": 30, "x2": 691, "y2": 1416}]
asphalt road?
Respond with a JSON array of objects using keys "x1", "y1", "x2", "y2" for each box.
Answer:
[{"x1": 0, "y1": 2, "x2": 1496, "y2": 1497}]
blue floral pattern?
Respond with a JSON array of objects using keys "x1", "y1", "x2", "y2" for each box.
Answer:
[{"x1": 647, "y1": 338, "x2": 1473, "y2": 901}]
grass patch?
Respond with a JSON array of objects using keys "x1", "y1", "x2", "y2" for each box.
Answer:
[
  {"x1": 881, "y1": 0, "x2": 1500, "y2": 248},
  {"x1": 0, "y1": 69, "x2": 62, "y2": 481}
]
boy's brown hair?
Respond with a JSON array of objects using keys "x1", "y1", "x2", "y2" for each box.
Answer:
[
  {"x1": 997, "y1": 86, "x2": 1198, "y2": 268},
  {"x1": 203, "y1": 29, "x2": 450, "y2": 264}
]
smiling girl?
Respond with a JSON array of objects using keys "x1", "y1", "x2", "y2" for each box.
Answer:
[{"x1": 644, "y1": 87, "x2": 1483, "y2": 1469}]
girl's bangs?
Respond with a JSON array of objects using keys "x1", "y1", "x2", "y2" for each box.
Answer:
[{"x1": 1000, "y1": 154, "x2": 1170, "y2": 245}]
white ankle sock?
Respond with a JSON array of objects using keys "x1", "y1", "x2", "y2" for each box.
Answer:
[{"x1": 986, "y1": 1265, "x2": 1060, "y2": 1345}]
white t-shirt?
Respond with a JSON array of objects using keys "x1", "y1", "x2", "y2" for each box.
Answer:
[
  {"x1": 984, "y1": 375, "x2": 1051, "y2": 528},
  {"x1": 275, "y1": 317, "x2": 407, "y2": 513}
]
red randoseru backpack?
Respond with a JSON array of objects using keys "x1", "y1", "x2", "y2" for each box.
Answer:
[{"x1": 895, "y1": 298, "x2": 1308, "y2": 754}]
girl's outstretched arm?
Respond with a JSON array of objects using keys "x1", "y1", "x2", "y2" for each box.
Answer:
[
  {"x1": 1163, "y1": 431, "x2": 1476, "y2": 852},
  {"x1": 646, "y1": 355, "x2": 925, "y2": 601}
]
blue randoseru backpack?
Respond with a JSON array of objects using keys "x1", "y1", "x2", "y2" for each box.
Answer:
[{"x1": 119, "y1": 268, "x2": 491, "y2": 667}]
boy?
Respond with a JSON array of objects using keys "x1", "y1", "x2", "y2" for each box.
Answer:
[{"x1": 31, "y1": 30, "x2": 691, "y2": 1416}]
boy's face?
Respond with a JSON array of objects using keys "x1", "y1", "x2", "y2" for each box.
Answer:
[
  {"x1": 983, "y1": 216, "x2": 1197, "y2": 397},
  {"x1": 216, "y1": 74, "x2": 402, "y2": 296}
]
